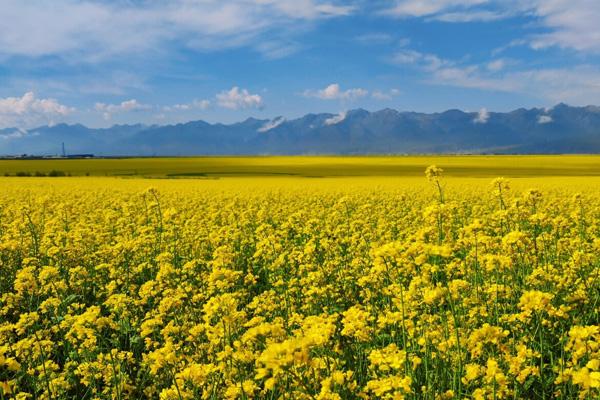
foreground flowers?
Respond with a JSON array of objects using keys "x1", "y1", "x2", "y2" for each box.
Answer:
[{"x1": 0, "y1": 173, "x2": 599, "y2": 399}]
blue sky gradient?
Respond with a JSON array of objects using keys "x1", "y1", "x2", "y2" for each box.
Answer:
[{"x1": 1, "y1": 0, "x2": 599, "y2": 128}]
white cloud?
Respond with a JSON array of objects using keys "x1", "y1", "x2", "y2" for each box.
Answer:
[
  {"x1": 538, "y1": 115, "x2": 553, "y2": 124},
  {"x1": 324, "y1": 111, "x2": 347, "y2": 125},
  {"x1": 491, "y1": 39, "x2": 528, "y2": 56},
  {"x1": 526, "y1": 0, "x2": 600, "y2": 52},
  {"x1": 304, "y1": 83, "x2": 368, "y2": 100},
  {"x1": 95, "y1": 99, "x2": 151, "y2": 120},
  {"x1": 265, "y1": 1, "x2": 355, "y2": 18},
  {"x1": 392, "y1": 49, "x2": 423, "y2": 65},
  {"x1": 383, "y1": 1, "x2": 600, "y2": 53},
  {"x1": 429, "y1": 64, "x2": 515, "y2": 92},
  {"x1": 355, "y1": 33, "x2": 394, "y2": 45},
  {"x1": 372, "y1": 88, "x2": 401, "y2": 100},
  {"x1": 429, "y1": 60, "x2": 600, "y2": 105},
  {"x1": 486, "y1": 59, "x2": 511, "y2": 72},
  {"x1": 392, "y1": 50, "x2": 448, "y2": 71},
  {"x1": 383, "y1": 0, "x2": 489, "y2": 18},
  {"x1": 0, "y1": 92, "x2": 74, "y2": 128},
  {"x1": 430, "y1": 64, "x2": 600, "y2": 104},
  {"x1": 255, "y1": 41, "x2": 303, "y2": 59},
  {"x1": 381, "y1": 0, "x2": 516, "y2": 23},
  {"x1": 216, "y1": 87, "x2": 264, "y2": 110},
  {"x1": 432, "y1": 9, "x2": 511, "y2": 22},
  {"x1": 1, "y1": 0, "x2": 598, "y2": 73},
  {"x1": 473, "y1": 108, "x2": 490, "y2": 123},
  {"x1": 258, "y1": 116, "x2": 286, "y2": 132},
  {"x1": 0, "y1": 0, "x2": 355, "y2": 61}
]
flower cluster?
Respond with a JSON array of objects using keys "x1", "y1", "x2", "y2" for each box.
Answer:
[{"x1": 0, "y1": 172, "x2": 598, "y2": 399}]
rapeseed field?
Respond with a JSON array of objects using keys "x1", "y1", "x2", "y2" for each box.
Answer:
[
  {"x1": 2, "y1": 155, "x2": 600, "y2": 178},
  {"x1": 0, "y1": 169, "x2": 599, "y2": 399}
]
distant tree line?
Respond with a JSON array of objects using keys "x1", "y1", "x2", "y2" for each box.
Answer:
[{"x1": 4, "y1": 170, "x2": 70, "y2": 177}]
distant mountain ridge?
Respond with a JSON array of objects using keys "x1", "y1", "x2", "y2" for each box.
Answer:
[{"x1": 2, "y1": 104, "x2": 600, "y2": 155}]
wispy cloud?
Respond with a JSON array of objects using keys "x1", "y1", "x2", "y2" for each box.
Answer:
[
  {"x1": 0, "y1": 92, "x2": 74, "y2": 128},
  {"x1": 0, "y1": 0, "x2": 356, "y2": 61},
  {"x1": 258, "y1": 116, "x2": 286, "y2": 132},
  {"x1": 255, "y1": 41, "x2": 303, "y2": 60},
  {"x1": 432, "y1": 65, "x2": 600, "y2": 104},
  {"x1": 382, "y1": 0, "x2": 489, "y2": 18},
  {"x1": 391, "y1": 46, "x2": 600, "y2": 104},
  {"x1": 391, "y1": 49, "x2": 448, "y2": 71},
  {"x1": 324, "y1": 111, "x2": 347, "y2": 125},
  {"x1": 372, "y1": 88, "x2": 401, "y2": 100},
  {"x1": 5, "y1": 72, "x2": 150, "y2": 99},
  {"x1": 95, "y1": 87, "x2": 265, "y2": 121},
  {"x1": 527, "y1": 0, "x2": 600, "y2": 52},
  {"x1": 163, "y1": 100, "x2": 211, "y2": 113},
  {"x1": 487, "y1": 59, "x2": 509, "y2": 72},
  {"x1": 432, "y1": 9, "x2": 512, "y2": 22},
  {"x1": 383, "y1": 1, "x2": 600, "y2": 53},
  {"x1": 355, "y1": 33, "x2": 395, "y2": 45},
  {"x1": 473, "y1": 108, "x2": 490, "y2": 123}
]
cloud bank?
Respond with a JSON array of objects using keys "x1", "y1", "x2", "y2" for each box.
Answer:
[
  {"x1": 383, "y1": 1, "x2": 600, "y2": 53},
  {"x1": 0, "y1": 92, "x2": 74, "y2": 128},
  {"x1": 0, "y1": 0, "x2": 355, "y2": 60}
]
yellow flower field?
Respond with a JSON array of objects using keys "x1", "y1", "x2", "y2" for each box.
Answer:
[{"x1": 0, "y1": 172, "x2": 599, "y2": 399}]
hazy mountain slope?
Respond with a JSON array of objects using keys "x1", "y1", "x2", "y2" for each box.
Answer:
[{"x1": 1, "y1": 105, "x2": 600, "y2": 155}]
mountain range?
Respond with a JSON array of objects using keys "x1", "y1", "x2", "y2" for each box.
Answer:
[{"x1": 2, "y1": 104, "x2": 600, "y2": 156}]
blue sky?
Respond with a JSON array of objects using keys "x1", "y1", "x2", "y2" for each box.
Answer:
[{"x1": 1, "y1": 0, "x2": 600, "y2": 128}]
